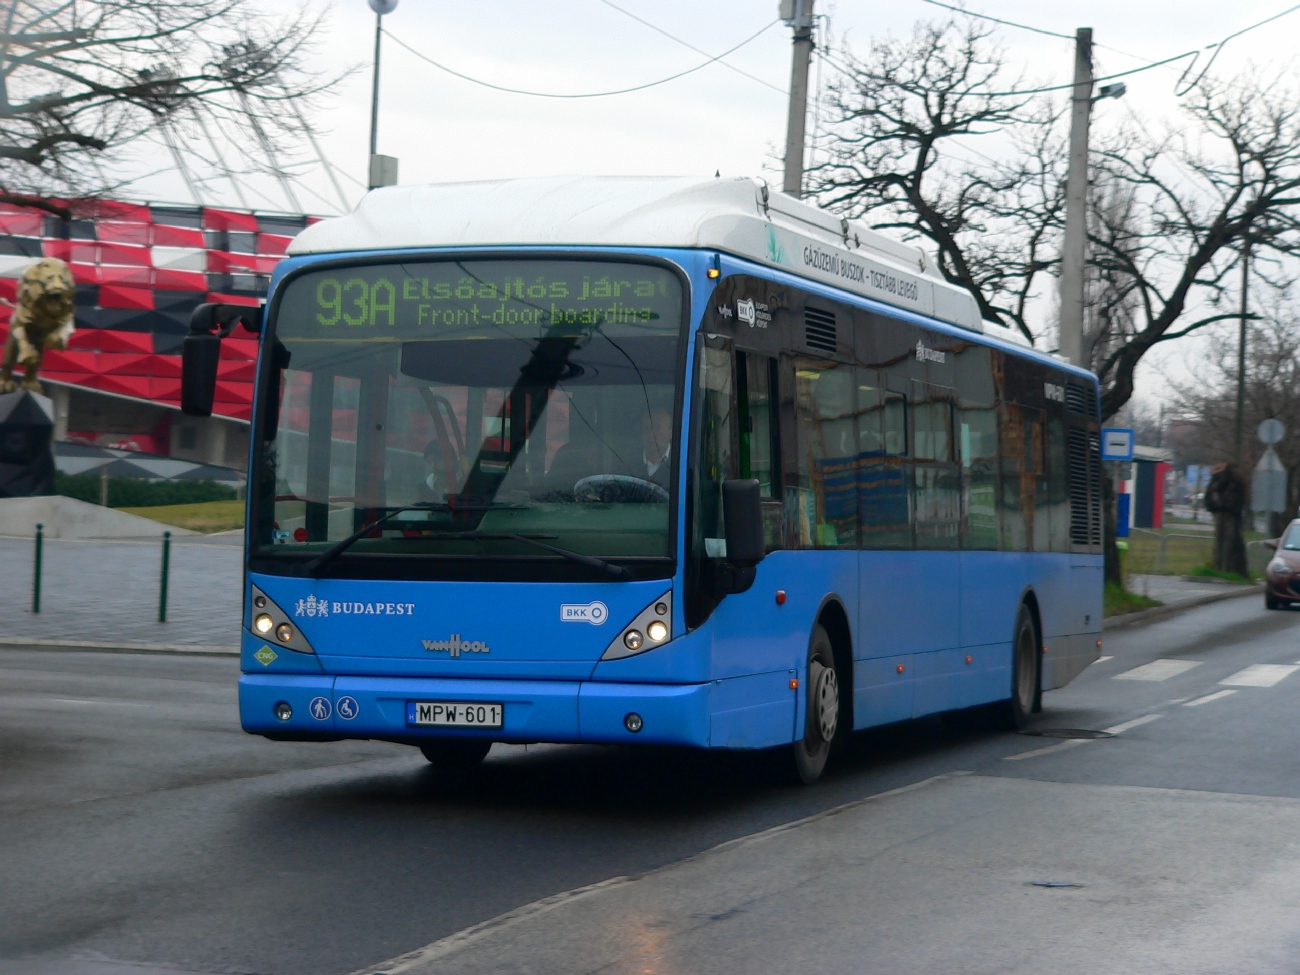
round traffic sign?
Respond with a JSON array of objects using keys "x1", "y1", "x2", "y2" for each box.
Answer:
[
  {"x1": 368, "y1": 0, "x2": 399, "y2": 14},
  {"x1": 1258, "y1": 418, "x2": 1285, "y2": 445}
]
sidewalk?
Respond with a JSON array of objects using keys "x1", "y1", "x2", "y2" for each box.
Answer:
[
  {"x1": 0, "y1": 532, "x2": 242, "y2": 649},
  {"x1": 1109, "y1": 573, "x2": 1261, "y2": 629}
]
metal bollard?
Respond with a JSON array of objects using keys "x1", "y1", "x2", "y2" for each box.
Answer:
[
  {"x1": 159, "y1": 531, "x2": 171, "y2": 623},
  {"x1": 32, "y1": 523, "x2": 43, "y2": 614}
]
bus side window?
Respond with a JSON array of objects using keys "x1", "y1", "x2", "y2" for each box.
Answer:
[
  {"x1": 737, "y1": 353, "x2": 778, "y2": 498},
  {"x1": 791, "y1": 357, "x2": 857, "y2": 549}
]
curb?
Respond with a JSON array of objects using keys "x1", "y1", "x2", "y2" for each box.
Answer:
[
  {"x1": 1104, "y1": 583, "x2": 1263, "y2": 630},
  {"x1": 0, "y1": 636, "x2": 239, "y2": 656}
]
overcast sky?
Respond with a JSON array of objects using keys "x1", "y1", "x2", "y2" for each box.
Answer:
[{"x1": 122, "y1": 0, "x2": 1300, "y2": 409}]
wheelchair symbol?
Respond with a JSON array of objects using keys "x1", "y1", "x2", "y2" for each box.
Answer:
[{"x1": 336, "y1": 696, "x2": 359, "y2": 721}]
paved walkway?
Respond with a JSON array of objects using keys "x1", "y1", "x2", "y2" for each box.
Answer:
[
  {"x1": 1127, "y1": 573, "x2": 1258, "y2": 606},
  {"x1": 0, "y1": 532, "x2": 242, "y2": 648}
]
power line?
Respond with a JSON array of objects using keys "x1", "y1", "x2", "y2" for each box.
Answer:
[
  {"x1": 918, "y1": 0, "x2": 1300, "y2": 97},
  {"x1": 919, "y1": 0, "x2": 1072, "y2": 40},
  {"x1": 1175, "y1": 2, "x2": 1300, "y2": 94},
  {"x1": 382, "y1": 19, "x2": 779, "y2": 99},
  {"x1": 597, "y1": 0, "x2": 786, "y2": 95}
]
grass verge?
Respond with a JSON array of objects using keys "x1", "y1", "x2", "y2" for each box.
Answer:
[
  {"x1": 1186, "y1": 565, "x2": 1255, "y2": 584},
  {"x1": 119, "y1": 500, "x2": 245, "y2": 533},
  {"x1": 1105, "y1": 582, "x2": 1163, "y2": 617}
]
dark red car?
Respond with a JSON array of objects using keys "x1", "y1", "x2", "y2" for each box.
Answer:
[{"x1": 1264, "y1": 520, "x2": 1300, "y2": 609}]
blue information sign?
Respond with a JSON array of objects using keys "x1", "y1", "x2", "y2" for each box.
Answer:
[{"x1": 1101, "y1": 428, "x2": 1135, "y2": 462}]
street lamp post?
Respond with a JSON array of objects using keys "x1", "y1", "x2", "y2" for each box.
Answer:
[{"x1": 368, "y1": 0, "x2": 399, "y2": 189}]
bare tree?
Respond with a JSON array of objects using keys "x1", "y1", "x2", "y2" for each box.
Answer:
[
  {"x1": 809, "y1": 18, "x2": 1300, "y2": 429},
  {"x1": 806, "y1": 17, "x2": 1064, "y2": 344},
  {"x1": 0, "y1": 0, "x2": 338, "y2": 215},
  {"x1": 1090, "y1": 71, "x2": 1300, "y2": 421}
]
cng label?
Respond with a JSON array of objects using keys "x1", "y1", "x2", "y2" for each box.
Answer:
[{"x1": 560, "y1": 601, "x2": 608, "y2": 625}]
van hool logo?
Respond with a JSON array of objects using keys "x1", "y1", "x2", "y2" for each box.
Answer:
[
  {"x1": 915, "y1": 340, "x2": 946, "y2": 364},
  {"x1": 294, "y1": 595, "x2": 416, "y2": 618},
  {"x1": 422, "y1": 635, "x2": 490, "y2": 657}
]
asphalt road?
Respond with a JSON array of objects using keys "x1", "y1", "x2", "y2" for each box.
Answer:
[{"x1": 3, "y1": 593, "x2": 1299, "y2": 975}]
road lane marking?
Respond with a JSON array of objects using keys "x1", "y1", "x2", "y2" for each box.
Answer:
[
  {"x1": 1101, "y1": 713, "x2": 1164, "y2": 734},
  {"x1": 1113, "y1": 659, "x2": 1200, "y2": 682},
  {"x1": 1184, "y1": 689, "x2": 1238, "y2": 707},
  {"x1": 1220, "y1": 664, "x2": 1300, "y2": 687},
  {"x1": 1004, "y1": 713, "x2": 1164, "y2": 761},
  {"x1": 1089, "y1": 656, "x2": 1114, "y2": 666},
  {"x1": 1002, "y1": 738, "x2": 1089, "y2": 761}
]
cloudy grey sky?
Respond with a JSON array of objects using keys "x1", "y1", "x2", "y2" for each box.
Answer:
[{"x1": 129, "y1": 0, "x2": 1300, "y2": 210}]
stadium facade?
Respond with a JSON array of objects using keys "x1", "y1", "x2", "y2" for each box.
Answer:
[{"x1": 0, "y1": 199, "x2": 313, "y2": 473}]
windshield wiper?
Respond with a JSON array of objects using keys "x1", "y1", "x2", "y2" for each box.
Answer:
[
  {"x1": 301, "y1": 504, "x2": 435, "y2": 576},
  {"x1": 457, "y1": 532, "x2": 632, "y2": 581},
  {"x1": 299, "y1": 507, "x2": 630, "y2": 580}
]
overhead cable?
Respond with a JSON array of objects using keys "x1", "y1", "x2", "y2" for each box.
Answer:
[
  {"x1": 919, "y1": 0, "x2": 1072, "y2": 40},
  {"x1": 382, "y1": 19, "x2": 779, "y2": 99},
  {"x1": 1175, "y1": 2, "x2": 1300, "y2": 94},
  {"x1": 598, "y1": 0, "x2": 786, "y2": 95}
]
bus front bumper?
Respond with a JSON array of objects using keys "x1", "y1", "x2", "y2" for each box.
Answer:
[{"x1": 239, "y1": 674, "x2": 712, "y2": 747}]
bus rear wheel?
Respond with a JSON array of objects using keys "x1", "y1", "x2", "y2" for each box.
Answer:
[
  {"x1": 993, "y1": 603, "x2": 1039, "y2": 731},
  {"x1": 788, "y1": 624, "x2": 841, "y2": 785},
  {"x1": 420, "y1": 739, "x2": 492, "y2": 770}
]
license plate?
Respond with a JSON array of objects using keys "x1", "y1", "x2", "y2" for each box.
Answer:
[{"x1": 406, "y1": 701, "x2": 503, "y2": 728}]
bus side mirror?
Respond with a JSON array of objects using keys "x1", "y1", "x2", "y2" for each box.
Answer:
[
  {"x1": 181, "y1": 303, "x2": 263, "y2": 418},
  {"x1": 181, "y1": 333, "x2": 220, "y2": 416},
  {"x1": 723, "y1": 478, "x2": 764, "y2": 567}
]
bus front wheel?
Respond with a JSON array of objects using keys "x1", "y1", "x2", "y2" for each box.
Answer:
[
  {"x1": 993, "y1": 603, "x2": 1040, "y2": 731},
  {"x1": 420, "y1": 739, "x2": 492, "y2": 770},
  {"x1": 788, "y1": 624, "x2": 841, "y2": 785}
]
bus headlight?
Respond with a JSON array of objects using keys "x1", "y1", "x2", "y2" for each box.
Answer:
[
  {"x1": 247, "y1": 586, "x2": 316, "y2": 655},
  {"x1": 602, "y1": 591, "x2": 673, "y2": 660}
]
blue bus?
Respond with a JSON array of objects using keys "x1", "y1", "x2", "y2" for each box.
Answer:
[{"x1": 182, "y1": 177, "x2": 1103, "y2": 784}]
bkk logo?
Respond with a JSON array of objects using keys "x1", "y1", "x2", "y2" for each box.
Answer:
[
  {"x1": 294, "y1": 595, "x2": 416, "y2": 617},
  {"x1": 422, "y1": 635, "x2": 490, "y2": 657}
]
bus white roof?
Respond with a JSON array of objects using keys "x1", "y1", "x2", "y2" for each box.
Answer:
[{"x1": 289, "y1": 176, "x2": 986, "y2": 333}]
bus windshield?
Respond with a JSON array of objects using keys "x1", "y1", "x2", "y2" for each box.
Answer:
[{"x1": 251, "y1": 258, "x2": 685, "y2": 574}]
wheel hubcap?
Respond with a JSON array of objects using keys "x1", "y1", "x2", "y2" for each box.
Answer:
[{"x1": 809, "y1": 660, "x2": 839, "y2": 742}]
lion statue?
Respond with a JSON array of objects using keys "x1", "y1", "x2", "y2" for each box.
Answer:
[{"x1": 0, "y1": 257, "x2": 76, "y2": 394}]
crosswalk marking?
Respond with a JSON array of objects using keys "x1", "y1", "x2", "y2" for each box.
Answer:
[
  {"x1": 1184, "y1": 689, "x2": 1238, "y2": 708},
  {"x1": 1113, "y1": 659, "x2": 1200, "y2": 682},
  {"x1": 1219, "y1": 664, "x2": 1300, "y2": 688}
]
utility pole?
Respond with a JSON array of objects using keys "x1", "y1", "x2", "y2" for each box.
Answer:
[
  {"x1": 1057, "y1": 27, "x2": 1093, "y2": 368},
  {"x1": 780, "y1": 0, "x2": 815, "y2": 198},
  {"x1": 1234, "y1": 237, "x2": 1251, "y2": 462},
  {"x1": 367, "y1": 0, "x2": 399, "y2": 189}
]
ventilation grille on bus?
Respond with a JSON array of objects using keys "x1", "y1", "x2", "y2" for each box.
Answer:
[
  {"x1": 1065, "y1": 384, "x2": 1092, "y2": 417},
  {"x1": 1067, "y1": 428, "x2": 1103, "y2": 547},
  {"x1": 804, "y1": 307, "x2": 837, "y2": 354}
]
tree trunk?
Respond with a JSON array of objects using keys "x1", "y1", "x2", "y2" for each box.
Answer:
[
  {"x1": 1205, "y1": 463, "x2": 1248, "y2": 576},
  {"x1": 1103, "y1": 475, "x2": 1122, "y2": 586}
]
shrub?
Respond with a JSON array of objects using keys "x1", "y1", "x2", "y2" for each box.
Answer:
[{"x1": 54, "y1": 472, "x2": 239, "y2": 508}]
